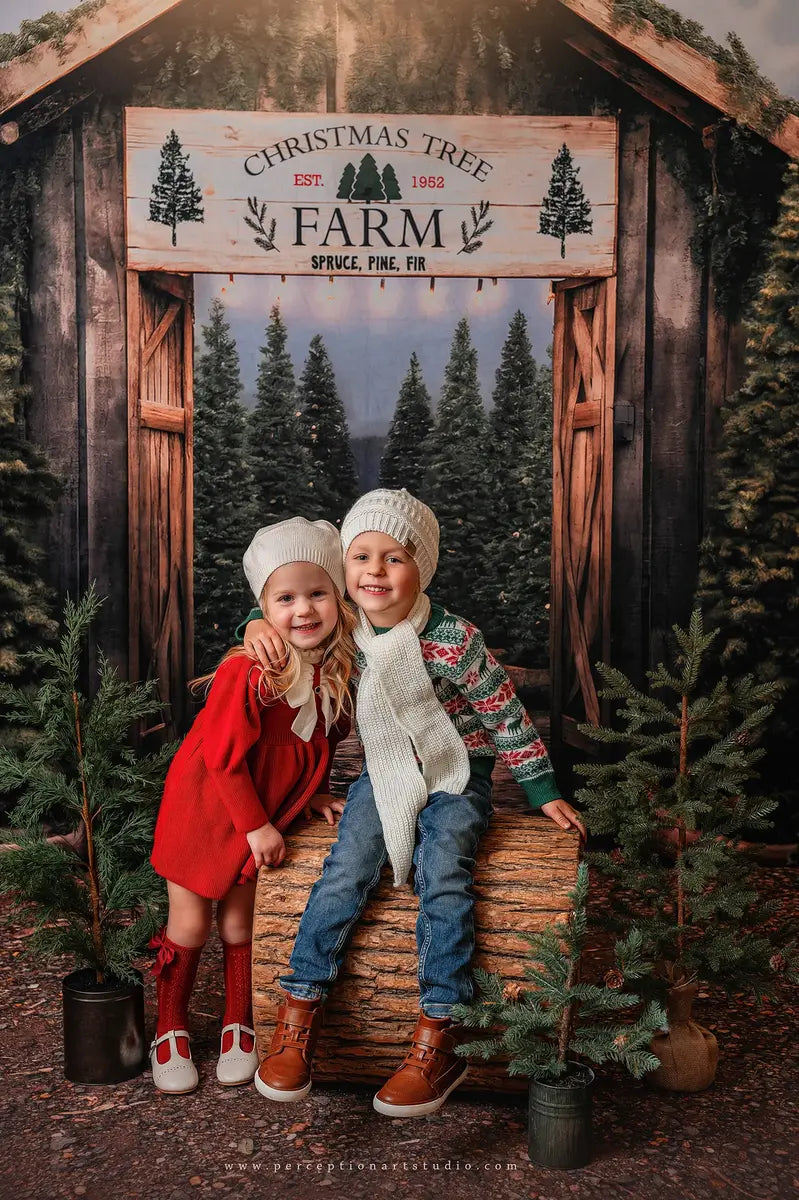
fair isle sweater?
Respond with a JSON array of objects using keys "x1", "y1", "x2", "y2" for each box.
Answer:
[{"x1": 239, "y1": 601, "x2": 560, "y2": 810}]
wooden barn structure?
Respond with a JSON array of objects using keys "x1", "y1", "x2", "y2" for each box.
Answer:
[{"x1": 1, "y1": 0, "x2": 796, "y2": 754}]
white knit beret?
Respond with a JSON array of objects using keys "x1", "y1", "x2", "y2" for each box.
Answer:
[
  {"x1": 340, "y1": 489, "x2": 439, "y2": 590},
  {"x1": 243, "y1": 517, "x2": 345, "y2": 601}
]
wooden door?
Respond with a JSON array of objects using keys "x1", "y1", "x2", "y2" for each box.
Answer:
[
  {"x1": 550, "y1": 277, "x2": 616, "y2": 753},
  {"x1": 127, "y1": 271, "x2": 194, "y2": 738}
]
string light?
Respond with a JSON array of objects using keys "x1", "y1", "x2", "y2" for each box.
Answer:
[
  {"x1": 476, "y1": 278, "x2": 483, "y2": 293},
  {"x1": 379, "y1": 278, "x2": 385, "y2": 291},
  {"x1": 429, "y1": 277, "x2": 436, "y2": 293}
]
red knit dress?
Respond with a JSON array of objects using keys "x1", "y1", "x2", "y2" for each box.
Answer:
[{"x1": 151, "y1": 654, "x2": 349, "y2": 900}]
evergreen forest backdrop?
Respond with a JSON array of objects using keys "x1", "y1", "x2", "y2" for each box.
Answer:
[{"x1": 192, "y1": 297, "x2": 553, "y2": 672}]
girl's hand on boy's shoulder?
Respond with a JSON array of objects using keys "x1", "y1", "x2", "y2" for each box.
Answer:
[
  {"x1": 246, "y1": 821, "x2": 286, "y2": 868},
  {"x1": 244, "y1": 619, "x2": 288, "y2": 669},
  {"x1": 303, "y1": 793, "x2": 346, "y2": 826},
  {"x1": 540, "y1": 799, "x2": 587, "y2": 841}
]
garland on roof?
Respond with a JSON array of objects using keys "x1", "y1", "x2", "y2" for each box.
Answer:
[{"x1": 611, "y1": 0, "x2": 799, "y2": 137}]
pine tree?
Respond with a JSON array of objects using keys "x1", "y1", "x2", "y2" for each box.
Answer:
[
  {"x1": 193, "y1": 299, "x2": 255, "y2": 670},
  {"x1": 297, "y1": 334, "x2": 359, "y2": 525},
  {"x1": 381, "y1": 163, "x2": 402, "y2": 202},
  {"x1": 249, "y1": 304, "x2": 312, "y2": 523},
  {"x1": 0, "y1": 586, "x2": 172, "y2": 984},
  {"x1": 452, "y1": 863, "x2": 666, "y2": 1082},
  {"x1": 696, "y1": 162, "x2": 799, "y2": 839},
  {"x1": 149, "y1": 128, "x2": 204, "y2": 247},
  {"x1": 336, "y1": 163, "x2": 356, "y2": 201},
  {"x1": 351, "y1": 153, "x2": 386, "y2": 203},
  {"x1": 576, "y1": 612, "x2": 798, "y2": 998},
  {"x1": 0, "y1": 286, "x2": 60, "y2": 746},
  {"x1": 539, "y1": 143, "x2": 593, "y2": 259},
  {"x1": 379, "y1": 353, "x2": 433, "y2": 494},
  {"x1": 423, "y1": 318, "x2": 493, "y2": 619},
  {"x1": 476, "y1": 313, "x2": 552, "y2": 660}
]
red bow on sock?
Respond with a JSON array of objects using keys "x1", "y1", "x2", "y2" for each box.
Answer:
[{"x1": 148, "y1": 927, "x2": 176, "y2": 977}]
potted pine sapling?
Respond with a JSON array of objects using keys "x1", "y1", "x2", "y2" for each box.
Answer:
[
  {"x1": 575, "y1": 611, "x2": 799, "y2": 1092},
  {"x1": 0, "y1": 586, "x2": 174, "y2": 1084},
  {"x1": 451, "y1": 864, "x2": 666, "y2": 1170}
]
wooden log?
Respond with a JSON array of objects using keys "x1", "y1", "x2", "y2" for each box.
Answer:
[{"x1": 253, "y1": 805, "x2": 579, "y2": 1095}]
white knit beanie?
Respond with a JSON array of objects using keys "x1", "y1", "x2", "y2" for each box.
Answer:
[
  {"x1": 243, "y1": 517, "x2": 345, "y2": 601},
  {"x1": 340, "y1": 489, "x2": 439, "y2": 590}
]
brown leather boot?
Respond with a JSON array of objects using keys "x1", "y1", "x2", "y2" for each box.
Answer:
[
  {"x1": 372, "y1": 1013, "x2": 470, "y2": 1117},
  {"x1": 254, "y1": 994, "x2": 324, "y2": 1102}
]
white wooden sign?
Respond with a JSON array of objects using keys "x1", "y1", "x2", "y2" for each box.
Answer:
[{"x1": 125, "y1": 109, "x2": 617, "y2": 278}]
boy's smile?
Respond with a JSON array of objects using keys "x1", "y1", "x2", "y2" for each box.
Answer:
[{"x1": 345, "y1": 532, "x2": 420, "y2": 628}]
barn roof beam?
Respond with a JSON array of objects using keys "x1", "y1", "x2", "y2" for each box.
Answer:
[{"x1": 556, "y1": 0, "x2": 799, "y2": 157}]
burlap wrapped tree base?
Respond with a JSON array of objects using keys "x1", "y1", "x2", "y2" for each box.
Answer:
[
  {"x1": 252, "y1": 803, "x2": 579, "y2": 1094},
  {"x1": 649, "y1": 981, "x2": 720, "y2": 1092}
]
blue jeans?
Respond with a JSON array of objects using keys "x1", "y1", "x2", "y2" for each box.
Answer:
[{"x1": 278, "y1": 765, "x2": 494, "y2": 1018}]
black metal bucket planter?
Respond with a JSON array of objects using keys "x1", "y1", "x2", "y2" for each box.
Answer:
[
  {"x1": 528, "y1": 1062, "x2": 595, "y2": 1170},
  {"x1": 62, "y1": 969, "x2": 146, "y2": 1084}
]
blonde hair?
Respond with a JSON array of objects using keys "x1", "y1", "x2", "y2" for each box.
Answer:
[{"x1": 191, "y1": 586, "x2": 356, "y2": 723}]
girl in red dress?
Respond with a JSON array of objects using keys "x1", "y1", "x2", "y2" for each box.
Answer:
[{"x1": 148, "y1": 517, "x2": 355, "y2": 1094}]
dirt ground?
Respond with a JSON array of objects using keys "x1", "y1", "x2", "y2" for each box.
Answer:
[{"x1": 1, "y1": 867, "x2": 797, "y2": 1200}]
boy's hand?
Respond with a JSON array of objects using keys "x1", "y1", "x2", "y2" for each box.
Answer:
[
  {"x1": 246, "y1": 821, "x2": 286, "y2": 868},
  {"x1": 303, "y1": 793, "x2": 346, "y2": 826},
  {"x1": 244, "y1": 618, "x2": 287, "y2": 669},
  {"x1": 540, "y1": 799, "x2": 587, "y2": 841}
]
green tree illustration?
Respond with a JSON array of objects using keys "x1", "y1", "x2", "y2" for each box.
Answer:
[
  {"x1": 0, "y1": 286, "x2": 60, "y2": 753},
  {"x1": 423, "y1": 318, "x2": 494, "y2": 622},
  {"x1": 379, "y1": 353, "x2": 433, "y2": 493},
  {"x1": 149, "y1": 128, "x2": 204, "y2": 247},
  {"x1": 381, "y1": 163, "x2": 402, "y2": 202},
  {"x1": 336, "y1": 162, "x2": 356, "y2": 201},
  {"x1": 297, "y1": 335, "x2": 360, "y2": 525},
  {"x1": 193, "y1": 299, "x2": 255, "y2": 670},
  {"x1": 696, "y1": 161, "x2": 799, "y2": 839},
  {"x1": 475, "y1": 312, "x2": 552, "y2": 662},
  {"x1": 351, "y1": 154, "x2": 386, "y2": 204},
  {"x1": 539, "y1": 143, "x2": 592, "y2": 259},
  {"x1": 249, "y1": 305, "x2": 312, "y2": 524}
]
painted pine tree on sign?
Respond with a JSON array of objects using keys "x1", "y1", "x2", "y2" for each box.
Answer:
[
  {"x1": 148, "y1": 129, "x2": 204, "y2": 246},
  {"x1": 381, "y1": 164, "x2": 402, "y2": 202},
  {"x1": 351, "y1": 154, "x2": 386, "y2": 203},
  {"x1": 539, "y1": 143, "x2": 592, "y2": 259},
  {"x1": 336, "y1": 162, "x2": 356, "y2": 200}
]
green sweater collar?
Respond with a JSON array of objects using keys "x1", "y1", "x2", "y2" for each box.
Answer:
[{"x1": 371, "y1": 601, "x2": 445, "y2": 636}]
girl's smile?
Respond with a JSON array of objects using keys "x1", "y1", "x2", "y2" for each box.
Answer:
[{"x1": 263, "y1": 562, "x2": 339, "y2": 648}]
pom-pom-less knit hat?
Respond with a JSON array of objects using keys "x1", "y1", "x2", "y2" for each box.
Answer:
[
  {"x1": 243, "y1": 517, "x2": 345, "y2": 602},
  {"x1": 340, "y1": 489, "x2": 439, "y2": 590}
]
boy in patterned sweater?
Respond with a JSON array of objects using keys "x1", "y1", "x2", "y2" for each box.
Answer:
[{"x1": 244, "y1": 489, "x2": 585, "y2": 1117}]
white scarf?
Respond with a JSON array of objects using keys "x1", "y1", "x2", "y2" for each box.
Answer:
[
  {"x1": 353, "y1": 593, "x2": 470, "y2": 888},
  {"x1": 284, "y1": 647, "x2": 333, "y2": 742}
]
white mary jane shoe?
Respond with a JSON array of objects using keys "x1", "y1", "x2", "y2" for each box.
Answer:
[
  {"x1": 216, "y1": 1023, "x2": 260, "y2": 1086},
  {"x1": 149, "y1": 1029, "x2": 199, "y2": 1095}
]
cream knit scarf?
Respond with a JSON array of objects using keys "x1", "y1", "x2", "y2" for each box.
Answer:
[{"x1": 353, "y1": 593, "x2": 470, "y2": 888}]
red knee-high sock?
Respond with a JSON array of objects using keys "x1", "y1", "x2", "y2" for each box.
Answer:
[
  {"x1": 150, "y1": 929, "x2": 204, "y2": 1064},
  {"x1": 221, "y1": 939, "x2": 254, "y2": 1053}
]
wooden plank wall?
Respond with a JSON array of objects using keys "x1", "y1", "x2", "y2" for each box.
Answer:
[
  {"x1": 80, "y1": 100, "x2": 128, "y2": 672},
  {"x1": 26, "y1": 99, "x2": 128, "y2": 675},
  {"x1": 646, "y1": 134, "x2": 705, "y2": 667},
  {"x1": 610, "y1": 112, "x2": 651, "y2": 687},
  {"x1": 28, "y1": 121, "x2": 81, "y2": 607}
]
